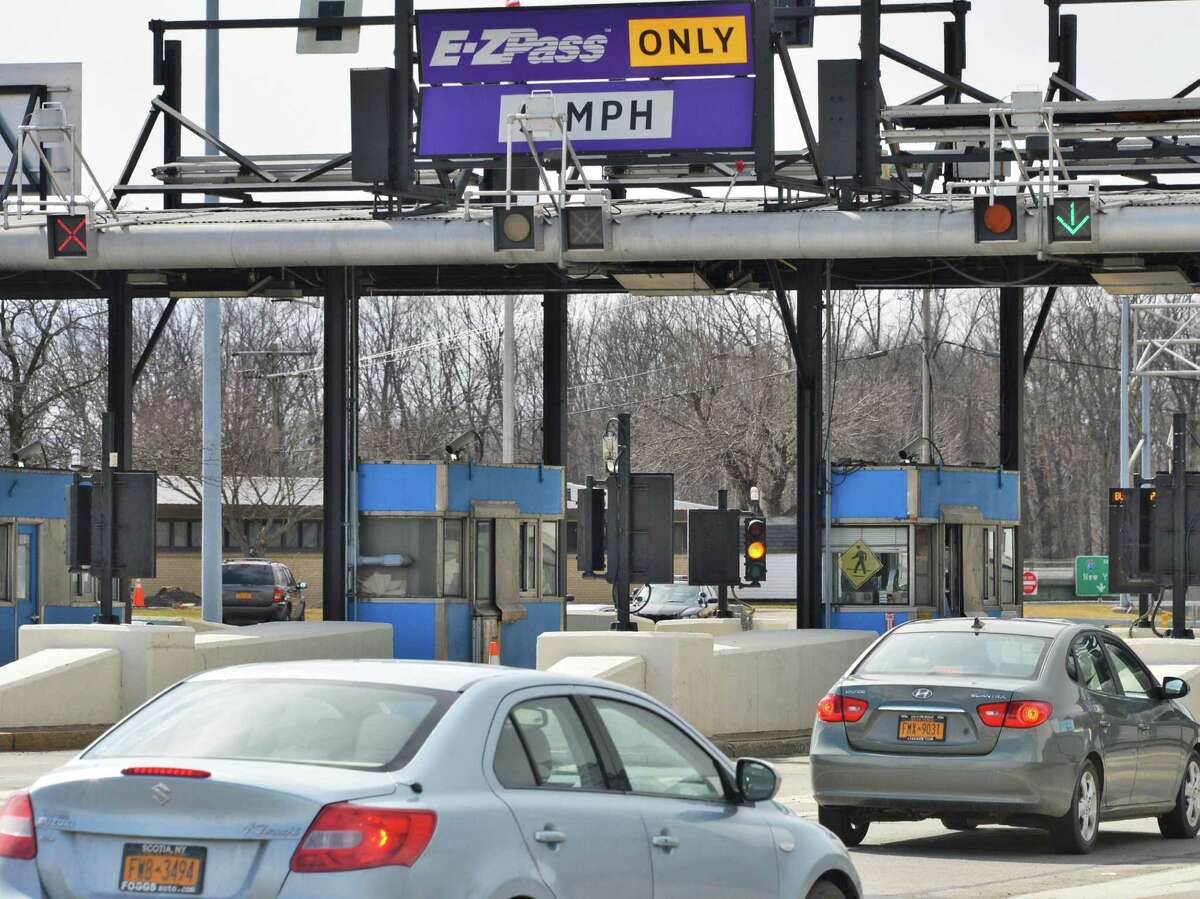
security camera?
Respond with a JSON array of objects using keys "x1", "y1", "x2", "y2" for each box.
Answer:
[
  {"x1": 11, "y1": 440, "x2": 47, "y2": 468},
  {"x1": 445, "y1": 430, "x2": 483, "y2": 462}
]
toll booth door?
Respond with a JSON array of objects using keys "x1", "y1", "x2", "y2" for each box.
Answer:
[{"x1": 1, "y1": 524, "x2": 39, "y2": 666}]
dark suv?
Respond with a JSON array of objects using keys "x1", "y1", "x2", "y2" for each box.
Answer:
[{"x1": 221, "y1": 559, "x2": 307, "y2": 625}]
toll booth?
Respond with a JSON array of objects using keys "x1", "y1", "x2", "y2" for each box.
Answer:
[
  {"x1": 351, "y1": 461, "x2": 566, "y2": 668},
  {"x1": 827, "y1": 464, "x2": 1021, "y2": 632},
  {"x1": 0, "y1": 467, "x2": 101, "y2": 666}
]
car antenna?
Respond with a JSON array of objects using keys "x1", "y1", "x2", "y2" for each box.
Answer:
[{"x1": 972, "y1": 616, "x2": 984, "y2": 631}]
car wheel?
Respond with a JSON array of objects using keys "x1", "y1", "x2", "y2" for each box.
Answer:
[
  {"x1": 806, "y1": 878, "x2": 849, "y2": 899},
  {"x1": 1159, "y1": 750, "x2": 1200, "y2": 839},
  {"x1": 1049, "y1": 760, "x2": 1100, "y2": 854},
  {"x1": 940, "y1": 817, "x2": 978, "y2": 831},
  {"x1": 818, "y1": 805, "x2": 870, "y2": 847}
]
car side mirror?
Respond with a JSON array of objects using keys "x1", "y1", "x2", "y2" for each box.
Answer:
[
  {"x1": 297, "y1": 582, "x2": 307, "y2": 590},
  {"x1": 1065, "y1": 654, "x2": 1079, "y2": 682},
  {"x1": 1163, "y1": 676, "x2": 1190, "y2": 700},
  {"x1": 736, "y1": 758, "x2": 778, "y2": 803}
]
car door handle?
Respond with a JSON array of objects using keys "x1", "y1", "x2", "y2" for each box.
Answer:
[
  {"x1": 1138, "y1": 723, "x2": 1152, "y2": 733},
  {"x1": 1098, "y1": 719, "x2": 1111, "y2": 730},
  {"x1": 651, "y1": 834, "x2": 680, "y2": 850},
  {"x1": 535, "y1": 829, "x2": 567, "y2": 846}
]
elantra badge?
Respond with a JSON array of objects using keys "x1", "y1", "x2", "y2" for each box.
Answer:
[{"x1": 912, "y1": 688, "x2": 933, "y2": 700}]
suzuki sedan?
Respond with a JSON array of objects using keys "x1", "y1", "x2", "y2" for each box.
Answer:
[
  {"x1": 1, "y1": 660, "x2": 861, "y2": 899},
  {"x1": 810, "y1": 618, "x2": 1200, "y2": 853}
]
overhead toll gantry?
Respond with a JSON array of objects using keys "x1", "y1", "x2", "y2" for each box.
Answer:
[{"x1": 1, "y1": 0, "x2": 1199, "y2": 635}]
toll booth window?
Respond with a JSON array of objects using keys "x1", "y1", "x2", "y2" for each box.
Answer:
[
  {"x1": 519, "y1": 522, "x2": 538, "y2": 594},
  {"x1": 476, "y1": 520, "x2": 495, "y2": 601},
  {"x1": 358, "y1": 518, "x2": 438, "y2": 598},
  {"x1": 0, "y1": 524, "x2": 9, "y2": 602},
  {"x1": 831, "y1": 526, "x2": 909, "y2": 605},
  {"x1": 541, "y1": 522, "x2": 558, "y2": 597},
  {"x1": 983, "y1": 529, "x2": 997, "y2": 606},
  {"x1": 1001, "y1": 528, "x2": 1016, "y2": 603},
  {"x1": 14, "y1": 533, "x2": 29, "y2": 602},
  {"x1": 443, "y1": 519, "x2": 464, "y2": 597},
  {"x1": 912, "y1": 527, "x2": 933, "y2": 606}
]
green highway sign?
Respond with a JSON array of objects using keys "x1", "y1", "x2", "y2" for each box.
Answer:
[
  {"x1": 1075, "y1": 555, "x2": 1111, "y2": 597},
  {"x1": 1051, "y1": 197, "x2": 1094, "y2": 242}
]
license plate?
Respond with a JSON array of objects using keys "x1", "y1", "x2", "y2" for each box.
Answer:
[
  {"x1": 235, "y1": 591, "x2": 252, "y2": 600},
  {"x1": 119, "y1": 843, "x2": 206, "y2": 894},
  {"x1": 898, "y1": 714, "x2": 946, "y2": 742}
]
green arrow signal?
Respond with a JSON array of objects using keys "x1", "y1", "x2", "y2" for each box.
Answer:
[{"x1": 1055, "y1": 200, "x2": 1091, "y2": 237}]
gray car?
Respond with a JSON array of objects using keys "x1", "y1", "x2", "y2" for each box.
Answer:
[
  {"x1": 810, "y1": 617, "x2": 1200, "y2": 854},
  {"x1": 0, "y1": 660, "x2": 861, "y2": 899},
  {"x1": 222, "y1": 559, "x2": 306, "y2": 624}
]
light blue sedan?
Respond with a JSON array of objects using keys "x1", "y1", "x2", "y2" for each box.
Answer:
[{"x1": 0, "y1": 660, "x2": 861, "y2": 899}]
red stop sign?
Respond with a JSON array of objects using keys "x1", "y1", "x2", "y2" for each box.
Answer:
[{"x1": 1022, "y1": 570, "x2": 1039, "y2": 597}]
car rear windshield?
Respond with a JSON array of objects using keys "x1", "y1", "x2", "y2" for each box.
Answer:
[
  {"x1": 856, "y1": 631, "x2": 1052, "y2": 680},
  {"x1": 85, "y1": 680, "x2": 456, "y2": 769},
  {"x1": 223, "y1": 564, "x2": 274, "y2": 585}
]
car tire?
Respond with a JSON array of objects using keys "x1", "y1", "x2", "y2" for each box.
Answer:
[
  {"x1": 293, "y1": 600, "x2": 306, "y2": 621},
  {"x1": 1049, "y1": 760, "x2": 1100, "y2": 854},
  {"x1": 806, "y1": 878, "x2": 849, "y2": 899},
  {"x1": 1159, "y1": 750, "x2": 1200, "y2": 839},
  {"x1": 818, "y1": 805, "x2": 870, "y2": 847},
  {"x1": 940, "y1": 817, "x2": 978, "y2": 831}
]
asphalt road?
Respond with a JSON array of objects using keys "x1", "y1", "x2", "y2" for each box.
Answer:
[{"x1": 5, "y1": 752, "x2": 1200, "y2": 898}]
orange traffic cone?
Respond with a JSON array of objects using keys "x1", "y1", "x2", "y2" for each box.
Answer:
[
  {"x1": 132, "y1": 579, "x2": 145, "y2": 608},
  {"x1": 488, "y1": 639, "x2": 500, "y2": 665}
]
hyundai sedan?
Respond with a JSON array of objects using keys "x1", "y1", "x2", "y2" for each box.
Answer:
[
  {"x1": 1, "y1": 660, "x2": 861, "y2": 899},
  {"x1": 810, "y1": 617, "x2": 1200, "y2": 853}
]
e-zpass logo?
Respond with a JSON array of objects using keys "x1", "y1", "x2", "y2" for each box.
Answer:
[{"x1": 429, "y1": 28, "x2": 609, "y2": 67}]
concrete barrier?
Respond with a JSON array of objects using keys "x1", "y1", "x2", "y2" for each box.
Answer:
[
  {"x1": 194, "y1": 621, "x2": 393, "y2": 671},
  {"x1": 544, "y1": 655, "x2": 646, "y2": 690},
  {"x1": 655, "y1": 618, "x2": 742, "y2": 636},
  {"x1": 537, "y1": 628, "x2": 874, "y2": 737},
  {"x1": 20, "y1": 624, "x2": 200, "y2": 716},
  {"x1": 14, "y1": 621, "x2": 395, "y2": 725},
  {"x1": 710, "y1": 630, "x2": 876, "y2": 736},
  {"x1": 0, "y1": 648, "x2": 121, "y2": 728}
]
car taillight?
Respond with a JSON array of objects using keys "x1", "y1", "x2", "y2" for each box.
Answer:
[
  {"x1": 0, "y1": 791, "x2": 36, "y2": 860},
  {"x1": 290, "y1": 804, "x2": 436, "y2": 873},
  {"x1": 272, "y1": 588, "x2": 286, "y2": 604},
  {"x1": 977, "y1": 700, "x2": 1052, "y2": 729},
  {"x1": 816, "y1": 693, "x2": 868, "y2": 723},
  {"x1": 121, "y1": 767, "x2": 211, "y2": 779}
]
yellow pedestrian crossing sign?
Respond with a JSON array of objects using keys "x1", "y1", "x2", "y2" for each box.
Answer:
[{"x1": 839, "y1": 541, "x2": 883, "y2": 590}]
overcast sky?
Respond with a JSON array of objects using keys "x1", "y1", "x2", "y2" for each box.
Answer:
[{"x1": 4, "y1": 0, "x2": 1197, "y2": 200}]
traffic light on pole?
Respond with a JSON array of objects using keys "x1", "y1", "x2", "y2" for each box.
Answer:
[
  {"x1": 744, "y1": 517, "x2": 766, "y2": 586},
  {"x1": 973, "y1": 195, "x2": 1019, "y2": 242}
]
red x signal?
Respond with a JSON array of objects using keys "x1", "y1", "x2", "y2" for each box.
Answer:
[{"x1": 46, "y1": 214, "x2": 88, "y2": 258}]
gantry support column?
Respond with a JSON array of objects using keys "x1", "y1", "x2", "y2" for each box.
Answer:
[
  {"x1": 796, "y1": 262, "x2": 824, "y2": 629},
  {"x1": 1000, "y1": 286, "x2": 1024, "y2": 602},
  {"x1": 323, "y1": 268, "x2": 357, "y2": 622},
  {"x1": 543, "y1": 273, "x2": 569, "y2": 598},
  {"x1": 102, "y1": 272, "x2": 133, "y2": 623}
]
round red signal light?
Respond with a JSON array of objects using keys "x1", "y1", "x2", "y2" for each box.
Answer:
[
  {"x1": 747, "y1": 519, "x2": 765, "y2": 538},
  {"x1": 983, "y1": 202, "x2": 1014, "y2": 235}
]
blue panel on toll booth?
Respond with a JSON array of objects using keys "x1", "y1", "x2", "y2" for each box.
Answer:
[
  {"x1": 0, "y1": 469, "x2": 72, "y2": 519},
  {"x1": 919, "y1": 469, "x2": 1018, "y2": 521},
  {"x1": 446, "y1": 464, "x2": 563, "y2": 516},
  {"x1": 358, "y1": 463, "x2": 438, "y2": 513},
  {"x1": 501, "y1": 601, "x2": 562, "y2": 668},
  {"x1": 830, "y1": 469, "x2": 908, "y2": 520}
]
